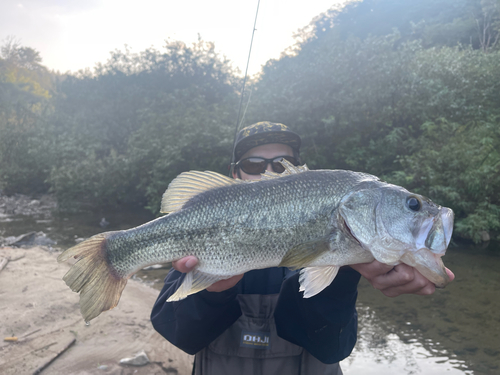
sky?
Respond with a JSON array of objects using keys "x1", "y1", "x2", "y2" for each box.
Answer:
[{"x1": 0, "y1": 0, "x2": 348, "y2": 76}]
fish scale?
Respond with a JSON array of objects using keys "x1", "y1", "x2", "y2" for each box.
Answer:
[
  {"x1": 107, "y1": 171, "x2": 344, "y2": 276},
  {"x1": 58, "y1": 162, "x2": 453, "y2": 321}
]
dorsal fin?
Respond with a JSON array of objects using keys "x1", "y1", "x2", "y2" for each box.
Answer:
[
  {"x1": 261, "y1": 159, "x2": 309, "y2": 180},
  {"x1": 161, "y1": 171, "x2": 242, "y2": 213}
]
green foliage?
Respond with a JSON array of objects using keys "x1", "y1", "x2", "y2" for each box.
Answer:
[
  {"x1": 246, "y1": 0, "x2": 500, "y2": 241},
  {"x1": 0, "y1": 39, "x2": 55, "y2": 194},
  {"x1": 45, "y1": 39, "x2": 239, "y2": 212},
  {"x1": 1, "y1": 0, "x2": 499, "y2": 242},
  {"x1": 393, "y1": 117, "x2": 500, "y2": 242},
  {"x1": 474, "y1": 0, "x2": 500, "y2": 51},
  {"x1": 250, "y1": 33, "x2": 499, "y2": 169},
  {"x1": 48, "y1": 149, "x2": 135, "y2": 212},
  {"x1": 126, "y1": 87, "x2": 235, "y2": 213},
  {"x1": 306, "y1": 0, "x2": 494, "y2": 49}
]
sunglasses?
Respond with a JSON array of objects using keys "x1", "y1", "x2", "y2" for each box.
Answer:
[{"x1": 235, "y1": 155, "x2": 299, "y2": 175}]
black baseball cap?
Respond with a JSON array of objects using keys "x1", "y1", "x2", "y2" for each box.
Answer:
[{"x1": 232, "y1": 121, "x2": 302, "y2": 163}]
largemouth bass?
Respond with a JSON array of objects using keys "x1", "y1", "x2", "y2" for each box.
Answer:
[{"x1": 58, "y1": 161, "x2": 453, "y2": 322}]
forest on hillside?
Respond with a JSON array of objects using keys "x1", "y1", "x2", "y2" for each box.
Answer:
[{"x1": 1, "y1": 0, "x2": 499, "y2": 243}]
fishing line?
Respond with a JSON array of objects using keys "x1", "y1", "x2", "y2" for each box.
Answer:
[
  {"x1": 238, "y1": 86, "x2": 253, "y2": 129},
  {"x1": 230, "y1": 0, "x2": 261, "y2": 168}
]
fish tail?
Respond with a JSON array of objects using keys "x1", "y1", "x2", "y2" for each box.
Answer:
[{"x1": 57, "y1": 232, "x2": 127, "y2": 322}]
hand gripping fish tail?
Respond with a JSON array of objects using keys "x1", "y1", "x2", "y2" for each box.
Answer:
[{"x1": 57, "y1": 232, "x2": 128, "y2": 322}]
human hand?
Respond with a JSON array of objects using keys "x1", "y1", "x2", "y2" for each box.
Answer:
[
  {"x1": 172, "y1": 256, "x2": 244, "y2": 292},
  {"x1": 350, "y1": 260, "x2": 455, "y2": 297}
]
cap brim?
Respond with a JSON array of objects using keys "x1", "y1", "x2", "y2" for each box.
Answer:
[{"x1": 234, "y1": 131, "x2": 301, "y2": 161}]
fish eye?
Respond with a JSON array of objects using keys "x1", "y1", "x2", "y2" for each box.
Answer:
[{"x1": 407, "y1": 196, "x2": 421, "y2": 211}]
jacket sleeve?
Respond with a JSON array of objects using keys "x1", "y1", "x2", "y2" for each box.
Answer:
[
  {"x1": 274, "y1": 267, "x2": 361, "y2": 364},
  {"x1": 150, "y1": 269, "x2": 242, "y2": 355}
]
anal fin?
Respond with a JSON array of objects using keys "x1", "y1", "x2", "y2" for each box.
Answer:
[
  {"x1": 299, "y1": 266, "x2": 340, "y2": 298},
  {"x1": 167, "y1": 270, "x2": 224, "y2": 302}
]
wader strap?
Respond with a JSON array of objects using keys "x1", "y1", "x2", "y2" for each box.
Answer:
[{"x1": 193, "y1": 293, "x2": 342, "y2": 375}]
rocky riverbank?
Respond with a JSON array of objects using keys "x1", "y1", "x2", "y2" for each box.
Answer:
[
  {"x1": 0, "y1": 193, "x2": 59, "y2": 248},
  {"x1": 0, "y1": 193, "x2": 57, "y2": 217}
]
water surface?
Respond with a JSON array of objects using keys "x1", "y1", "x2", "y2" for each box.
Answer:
[
  {"x1": 342, "y1": 241, "x2": 500, "y2": 374},
  {"x1": 1, "y1": 209, "x2": 498, "y2": 374}
]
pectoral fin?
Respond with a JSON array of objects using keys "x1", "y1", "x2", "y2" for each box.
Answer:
[
  {"x1": 167, "y1": 270, "x2": 224, "y2": 302},
  {"x1": 278, "y1": 238, "x2": 330, "y2": 270},
  {"x1": 299, "y1": 266, "x2": 340, "y2": 298}
]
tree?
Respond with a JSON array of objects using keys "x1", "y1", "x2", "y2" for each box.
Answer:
[
  {"x1": 1, "y1": 36, "x2": 44, "y2": 71},
  {"x1": 46, "y1": 39, "x2": 240, "y2": 212},
  {"x1": 473, "y1": 0, "x2": 500, "y2": 51},
  {"x1": 0, "y1": 38, "x2": 54, "y2": 194},
  {"x1": 247, "y1": 0, "x2": 500, "y2": 241}
]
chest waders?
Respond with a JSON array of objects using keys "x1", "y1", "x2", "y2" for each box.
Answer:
[{"x1": 192, "y1": 294, "x2": 343, "y2": 375}]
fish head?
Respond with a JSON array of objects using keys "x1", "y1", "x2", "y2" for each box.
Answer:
[{"x1": 338, "y1": 184, "x2": 454, "y2": 287}]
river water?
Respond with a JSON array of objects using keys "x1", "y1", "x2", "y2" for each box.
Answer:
[{"x1": 1, "y1": 207, "x2": 499, "y2": 375}]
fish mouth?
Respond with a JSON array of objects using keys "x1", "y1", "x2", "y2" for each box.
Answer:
[
  {"x1": 400, "y1": 249, "x2": 450, "y2": 288},
  {"x1": 403, "y1": 207, "x2": 454, "y2": 287},
  {"x1": 341, "y1": 205, "x2": 453, "y2": 288},
  {"x1": 416, "y1": 207, "x2": 454, "y2": 255}
]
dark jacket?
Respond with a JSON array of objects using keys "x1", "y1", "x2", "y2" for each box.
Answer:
[{"x1": 151, "y1": 267, "x2": 360, "y2": 373}]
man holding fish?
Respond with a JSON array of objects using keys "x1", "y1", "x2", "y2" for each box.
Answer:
[{"x1": 150, "y1": 122, "x2": 455, "y2": 375}]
